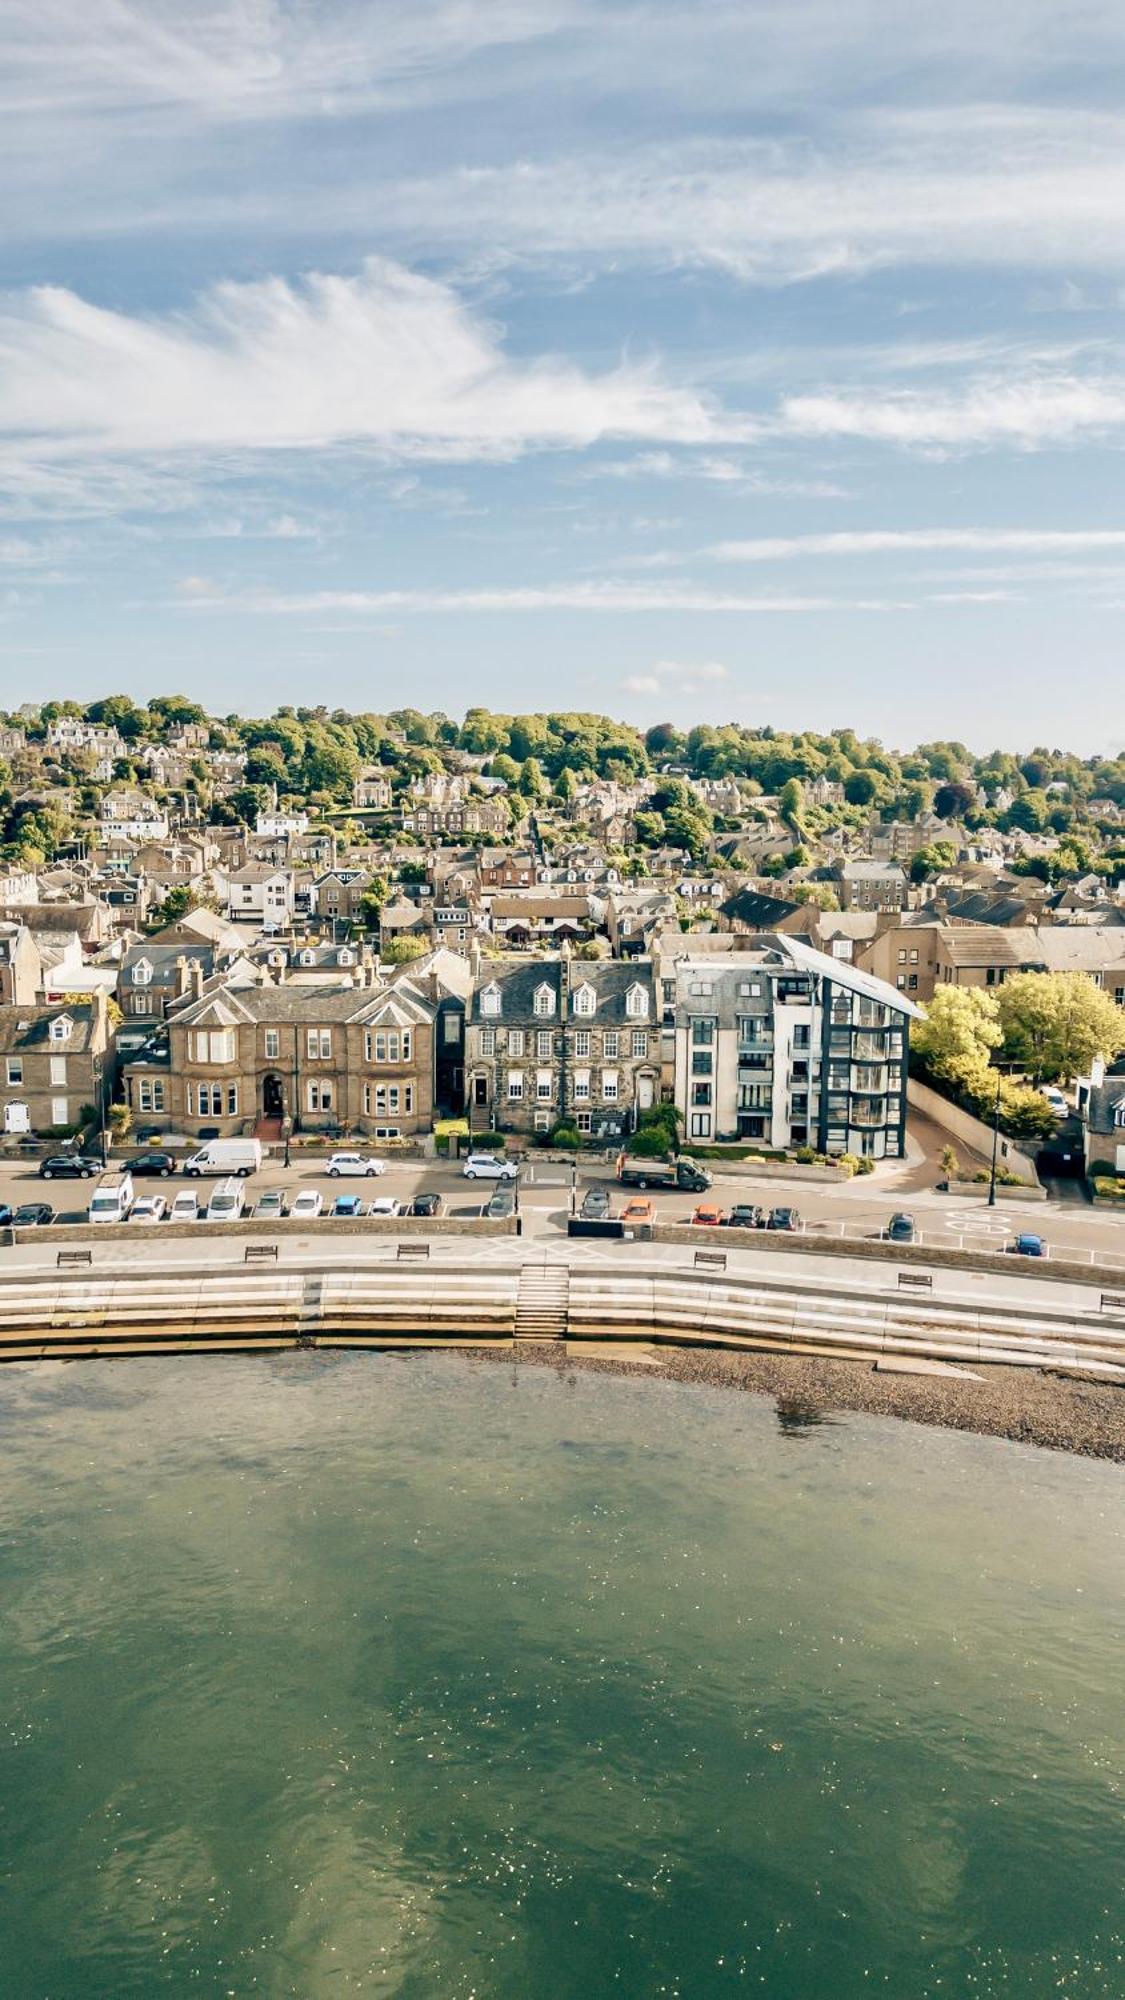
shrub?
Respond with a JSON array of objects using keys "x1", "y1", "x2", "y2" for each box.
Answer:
[
  {"x1": 1093, "y1": 1177, "x2": 1125, "y2": 1201},
  {"x1": 794, "y1": 1145, "x2": 817, "y2": 1163},
  {"x1": 549, "y1": 1122, "x2": 581, "y2": 1150},
  {"x1": 1088, "y1": 1159, "x2": 1120, "y2": 1180},
  {"x1": 836, "y1": 1153, "x2": 859, "y2": 1177},
  {"x1": 854, "y1": 1156, "x2": 876, "y2": 1175},
  {"x1": 472, "y1": 1130, "x2": 506, "y2": 1151},
  {"x1": 629, "y1": 1125, "x2": 673, "y2": 1159},
  {"x1": 940, "y1": 1144, "x2": 961, "y2": 1179}
]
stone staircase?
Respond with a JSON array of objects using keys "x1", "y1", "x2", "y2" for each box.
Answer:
[{"x1": 515, "y1": 1261, "x2": 570, "y2": 1341}]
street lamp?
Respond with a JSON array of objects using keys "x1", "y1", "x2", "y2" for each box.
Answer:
[
  {"x1": 987, "y1": 1070, "x2": 1002, "y2": 1207},
  {"x1": 93, "y1": 1051, "x2": 108, "y2": 1167}
]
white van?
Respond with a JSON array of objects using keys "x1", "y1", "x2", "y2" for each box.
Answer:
[
  {"x1": 207, "y1": 1177, "x2": 246, "y2": 1223},
  {"x1": 184, "y1": 1138, "x2": 262, "y2": 1179},
  {"x1": 169, "y1": 1190, "x2": 200, "y2": 1224},
  {"x1": 88, "y1": 1171, "x2": 135, "y2": 1224}
]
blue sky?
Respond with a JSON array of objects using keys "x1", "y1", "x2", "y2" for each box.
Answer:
[{"x1": 2, "y1": 1, "x2": 1125, "y2": 751}]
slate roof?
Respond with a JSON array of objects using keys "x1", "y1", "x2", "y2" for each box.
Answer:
[{"x1": 0, "y1": 1001, "x2": 100, "y2": 1053}]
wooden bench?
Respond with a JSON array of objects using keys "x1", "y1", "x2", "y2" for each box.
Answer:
[
  {"x1": 693, "y1": 1249, "x2": 727, "y2": 1273},
  {"x1": 897, "y1": 1271, "x2": 933, "y2": 1290},
  {"x1": 244, "y1": 1243, "x2": 279, "y2": 1263},
  {"x1": 1100, "y1": 1292, "x2": 1125, "y2": 1314},
  {"x1": 57, "y1": 1248, "x2": 92, "y2": 1268},
  {"x1": 397, "y1": 1242, "x2": 430, "y2": 1261}
]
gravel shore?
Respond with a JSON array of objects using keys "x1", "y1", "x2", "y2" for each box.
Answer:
[{"x1": 468, "y1": 1342, "x2": 1125, "y2": 1463}]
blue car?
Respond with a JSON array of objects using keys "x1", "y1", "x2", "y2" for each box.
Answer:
[
  {"x1": 331, "y1": 1193, "x2": 365, "y2": 1219},
  {"x1": 1012, "y1": 1232, "x2": 1047, "y2": 1258}
]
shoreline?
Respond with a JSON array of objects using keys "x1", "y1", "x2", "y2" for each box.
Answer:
[{"x1": 466, "y1": 1342, "x2": 1125, "y2": 1463}]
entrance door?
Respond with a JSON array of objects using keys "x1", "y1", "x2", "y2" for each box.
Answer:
[
  {"x1": 263, "y1": 1073, "x2": 285, "y2": 1119},
  {"x1": 474, "y1": 1075, "x2": 488, "y2": 1108},
  {"x1": 636, "y1": 1073, "x2": 655, "y2": 1112},
  {"x1": 3, "y1": 1101, "x2": 29, "y2": 1134}
]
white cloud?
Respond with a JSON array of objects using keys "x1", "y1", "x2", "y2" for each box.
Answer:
[
  {"x1": 622, "y1": 673, "x2": 661, "y2": 695},
  {"x1": 0, "y1": 257, "x2": 729, "y2": 495},
  {"x1": 713, "y1": 527, "x2": 1125, "y2": 561},
  {"x1": 178, "y1": 582, "x2": 898, "y2": 614},
  {"x1": 779, "y1": 375, "x2": 1125, "y2": 450}
]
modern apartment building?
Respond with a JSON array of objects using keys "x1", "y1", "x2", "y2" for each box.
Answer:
[{"x1": 669, "y1": 936, "x2": 918, "y2": 1159}]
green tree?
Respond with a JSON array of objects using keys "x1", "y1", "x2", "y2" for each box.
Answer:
[
  {"x1": 779, "y1": 777, "x2": 804, "y2": 827},
  {"x1": 382, "y1": 936, "x2": 428, "y2": 965},
  {"x1": 843, "y1": 769, "x2": 879, "y2": 806},
  {"x1": 147, "y1": 885, "x2": 220, "y2": 930},
  {"x1": 996, "y1": 972, "x2": 1125, "y2": 1081},
  {"x1": 912, "y1": 987, "x2": 1002, "y2": 1093}
]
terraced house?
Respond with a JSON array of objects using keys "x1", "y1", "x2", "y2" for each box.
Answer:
[
  {"x1": 465, "y1": 958, "x2": 659, "y2": 1140},
  {"x1": 124, "y1": 971, "x2": 437, "y2": 1141}
]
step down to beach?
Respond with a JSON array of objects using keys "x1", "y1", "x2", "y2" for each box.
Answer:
[
  {"x1": 515, "y1": 1263, "x2": 570, "y2": 1341},
  {"x1": 874, "y1": 1357, "x2": 983, "y2": 1381}
]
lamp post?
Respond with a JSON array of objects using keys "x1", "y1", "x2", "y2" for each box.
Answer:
[
  {"x1": 94, "y1": 1051, "x2": 108, "y2": 1167},
  {"x1": 987, "y1": 1070, "x2": 1002, "y2": 1207}
]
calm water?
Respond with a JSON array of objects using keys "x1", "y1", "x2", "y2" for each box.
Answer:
[{"x1": 0, "y1": 1356, "x2": 1122, "y2": 1999}]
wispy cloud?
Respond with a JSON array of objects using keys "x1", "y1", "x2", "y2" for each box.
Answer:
[
  {"x1": 712, "y1": 527, "x2": 1125, "y2": 561},
  {"x1": 0, "y1": 258, "x2": 732, "y2": 504},
  {"x1": 174, "y1": 581, "x2": 901, "y2": 614},
  {"x1": 779, "y1": 373, "x2": 1125, "y2": 450}
]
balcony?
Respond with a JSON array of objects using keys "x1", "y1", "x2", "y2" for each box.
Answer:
[{"x1": 850, "y1": 1102, "x2": 887, "y2": 1127}]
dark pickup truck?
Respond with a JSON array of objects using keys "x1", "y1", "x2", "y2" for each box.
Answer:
[{"x1": 615, "y1": 1154, "x2": 713, "y2": 1193}]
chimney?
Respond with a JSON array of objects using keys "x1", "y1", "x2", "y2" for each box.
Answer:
[
  {"x1": 175, "y1": 953, "x2": 190, "y2": 997},
  {"x1": 189, "y1": 958, "x2": 205, "y2": 1002}
]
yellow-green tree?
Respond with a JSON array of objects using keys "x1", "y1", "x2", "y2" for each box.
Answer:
[{"x1": 997, "y1": 971, "x2": 1125, "y2": 1081}]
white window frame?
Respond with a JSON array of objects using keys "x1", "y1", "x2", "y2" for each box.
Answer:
[
  {"x1": 507, "y1": 1071, "x2": 524, "y2": 1101},
  {"x1": 480, "y1": 1028, "x2": 496, "y2": 1057},
  {"x1": 625, "y1": 984, "x2": 649, "y2": 1018},
  {"x1": 631, "y1": 1030, "x2": 648, "y2": 1058},
  {"x1": 573, "y1": 983, "x2": 596, "y2": 1017},
  {"x1": 508, "y1": 1029, "x2": 525, "y2": 1058},
  {"x1": 481, "y1": 985, "x2": 502, "y2": 1017},
  {"x1": 573, "y1": 1069, "x2": 590, "y2": 1101},
  {"x1": 603, "y1": 1031, "x2": 620, "y2": 1059},
  {"x1": 264, "y1": 1029, "x2": 280, "y2": 1060},
  {"x1": 601, "y1": 1069, "x2": 619, "y2": 1102},
  {"x1": 536, "y1": 1069, "x2": 553, "y2": 1100},
  {"x1": 536, "y1": 1030, "x2": 553, "y2": 1059},
  {"x1": 533, "y1": 984, "x2": 555, "y2": 1018},
  {"x1": 573, "y1": 1029, "x2": 591, "y2": 1059},
  {"x1": 50, "y1": 1054, "x2": 67, "y2": 1085}
]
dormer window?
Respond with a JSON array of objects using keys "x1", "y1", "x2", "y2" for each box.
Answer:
[
  {"x1": 50, "y1": 1015, "x2": 73, "y2": 1042},
  {"x1": 337, "y1": 949, "x2": 353, "y2": 966},
  {"x1": 481, "y1": 983, "x2": 502, "y2": 1018},
  {"x1": 1114, "y1": 1099, "x2": 1125, "y2": 1129},
  {"x1": 269, "y1": 950, "x2": 285, "y2": 967},
  {"x1": 625, "y1": 984, "x2": 649, "y2": 1019},
  {"x1": 132, "y1": 959, "x2": 152, "y2": 986},
  {"x1": 300, "y1": 949, "x2": 316, "y2": 966},
  {"x1": 572, "y1": 982, "x2": 596, "y2": 1018},
  {"x1": 533, "y1": 982, "x2": 556, "y2": 1018}
]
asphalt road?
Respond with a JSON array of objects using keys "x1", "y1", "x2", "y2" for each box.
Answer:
[{"x1": 3, "y1": 1154, "x2": 1123, "y2": 1265}]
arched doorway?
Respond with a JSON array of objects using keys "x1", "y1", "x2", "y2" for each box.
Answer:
[{"x1": 262, "y1": 1073, "x2": 285, "y2": 1120}]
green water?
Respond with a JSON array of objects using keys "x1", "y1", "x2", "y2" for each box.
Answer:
[{"x1": 0, "y1": 1356, "x2": 1121, "y2": 1998}]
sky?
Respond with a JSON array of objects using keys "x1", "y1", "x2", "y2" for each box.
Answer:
[{"x1": 2, "y1": 2, "x2": 1125, "y2": 752}]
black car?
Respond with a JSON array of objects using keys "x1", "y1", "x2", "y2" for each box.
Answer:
[
  {"x1": 886, "y1": 1212, "x2": 916, "y2": 1243},
  {"x1": 0, "y1": 1203, "x2": 13, "y2": 1227},
  {"x1": 411, "y1": 1192, "x2": 445, "y2": 1217},
  {"x1": 131, "y1": 1152, "x2": 176, "y2": 1178},
  {"x1": 13, "y1": 1203, "x2": 54, "y2": 1226},
  {"x1": 766, "y1": 1206, "x2": 802, "y2": 1232},
  {"x1": 38, "y1": 1154, "x2": 101, "y2": 1180},
  {"x1": 725, "y1": 1203, "x2": 765, "y2": 1229},
  {"x1": 580, "y1": 1185, "x2": 612, "y2": 1220}
]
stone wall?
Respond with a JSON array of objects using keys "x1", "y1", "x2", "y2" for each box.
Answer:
[{"x1": 907, "y1": 1076, "x2": 1040, "y2": 1182}]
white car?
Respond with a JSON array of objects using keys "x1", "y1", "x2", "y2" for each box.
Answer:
[
  {"x1": 130, "y1": 1195, "x2": 167, "y2": 1223},
  {"x1": 326, "y1": 1151, "x2": 387, "y2": 1178},
  {"x1": 1040, "y1": 1086, "x2": 1069, "y2": 1117},
  {"x1": 291, "y1": 1189, "x2": 324, "y2": 1219},
  {"x1": 367, "y1": 1195, "x2": 401, "y2": 1218},
  {"x1": 169, "y1": 1191, "x2": 200, "y2": 1223},
  {"x1": 462, "y1": 1153, "x2": 519, "y2": 1181}
]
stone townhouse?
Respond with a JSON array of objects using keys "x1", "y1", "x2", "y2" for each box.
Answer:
[
  {"x1": 0, "y1": 994, "x2": 109, "y2": 1136},
  {"x1": 126, "y1": 967, "x2": 437, "y2": 1140},
  {"x1": 669, "y1": 935, "x2": 918, "y2": 1160},
  {"x1": 0, "y1": 921, "x2": 42, "y2": 1005},
  {"x1": 465, "y1": 957, "x2": 659, "y2": 1141}
]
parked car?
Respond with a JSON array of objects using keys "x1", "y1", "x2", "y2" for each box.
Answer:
[
  {"x1": 290, "y1": 1189, "x2": 323, "y2": 1220},
  {"x1": 169, "y1": 1190, "x2": 200, "y2": 1223},
  {"x1": 725, "y1": 1203, "x2": 764, "y2": 1229},
  {"x1": 1040, "y1": 1086, "x2": 1069, "y2": 1117},
  {"x1": 130, "y1": 1195, "x2": 168, "y2": 1223},
  {"x1": 486, "y1": 1184, "x2": 517, "y2": 1219},
  {"x1": 331, "y1": 1193, "x2": 366, "y2": 1218},
  {"x1": 621, "y1": 1197, "x2": 655, "y2": 1225},
  {"x1": 253, "y1": 1188, "x2": 288, "y2": 1220},
  {"x1": 326, "y1": 1151, "x2": 387, "y2": 1178},
  {"x1": 579, "y1": 1185, "x2": 611, "y2": 1220},
  {"x1": 89, "y1": 1172, "x2": 135, "y2": 1223},
  {"x1": 131, "y1": 1151, "x2": 176, "y2": 1178},
  {"x1": 691, "y1": 1203, "x2": 724, "y2": 1227},
  {"x1": 38, "y1": 1154, "x2": 101, "y2": 1180},
  {"x1": 766, "y1": 1207, "x2": 802, "y2": 1232},
  {"x1": 462, "y1": 1153, "x2": 519, "y2": 1181},
  {"x1": 207, "y1": 1177, "x2": 246, "y2": 1223},
  {"x1": 368, "y1": 1195, "x2": 402, "y2": 1218},
  {"x1": 1012, "y1": 1232, "x2": 1047, "y2": 1258},
  {"x1": 0, "y1": 1203, "x2": 13, "y2": 1227},
  {"x1": 411, "y1": 1191, "x2": 444, "y2": 1217},
  {"x1": 13, "y1": 1203, "x2": 54, "y2": 1227},
  {"x1": 886, "y1": 1212, "x2": 916, "y2": 1243}
]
